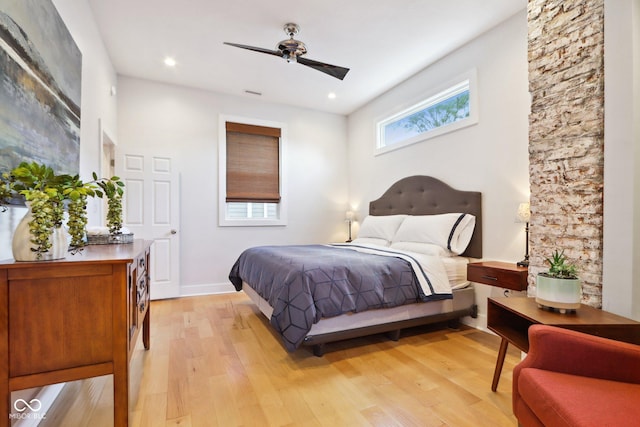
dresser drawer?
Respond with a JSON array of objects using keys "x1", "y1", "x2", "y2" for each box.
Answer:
[{"x1": 467, "y1": 261, "x2": 528, "y2": 291}]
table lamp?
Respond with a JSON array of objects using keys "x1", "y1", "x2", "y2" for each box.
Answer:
[{"x1": 516, "y1": 202, "x2": 530, "y2": 267}]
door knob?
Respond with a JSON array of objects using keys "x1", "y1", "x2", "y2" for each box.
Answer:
[{"x1": 170, "y1": 229, "x2": 177, "y2": 235}]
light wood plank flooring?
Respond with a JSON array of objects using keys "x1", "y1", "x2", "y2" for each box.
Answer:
[{"x1": 40, "y1": 293, "x2": 520, "y2": 426}]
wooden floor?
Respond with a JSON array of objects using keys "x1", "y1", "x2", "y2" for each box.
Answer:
[{"x1": 40, "y1": 293, "x2": 521, "y2": 426}]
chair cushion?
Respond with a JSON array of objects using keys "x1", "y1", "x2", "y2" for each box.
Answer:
[{"x1": 519, "y1": 368, "x2": 640, "y2": 427}]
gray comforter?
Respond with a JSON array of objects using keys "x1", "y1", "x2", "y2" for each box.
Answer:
[{"x1": 228, "y1": 244, "x2": 451, "y2": 351}]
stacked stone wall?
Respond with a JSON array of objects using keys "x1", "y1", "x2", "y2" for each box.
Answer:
[{"x1": 527, "y1": 0, "x2": 605, "y2": 306}]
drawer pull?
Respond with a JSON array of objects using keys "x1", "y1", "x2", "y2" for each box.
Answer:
[{"x1": 481, "y1": 275, "x2": 498, "y2": 281}]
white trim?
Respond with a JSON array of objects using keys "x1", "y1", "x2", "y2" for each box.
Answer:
[
  {"x1": 374, "y1": 69, "x2": 479, "y2": 156},
  {"x1": 97, "y1": 118, "x2": 117, "y2": 228},
  {"x1": 218, "y1": 115, "x2": 288, "y2": 227},
  {"x1": 13, "y1": 383, "x2": 64, "y2": 427},
  {"x1": 180, "y1": 282, "x2": 236, "y2": 297}
]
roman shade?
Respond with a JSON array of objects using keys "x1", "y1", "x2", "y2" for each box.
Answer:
[{"x1": 225, "y1": 122, "x2": 281, "y2": 203}]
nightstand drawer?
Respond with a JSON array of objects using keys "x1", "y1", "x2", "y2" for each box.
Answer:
[{"x1": 467, "y1": 261, "x2": 528, "y2": 291}]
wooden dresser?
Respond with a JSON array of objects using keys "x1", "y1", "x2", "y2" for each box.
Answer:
[{"x1": 0, "y1": 240, "x2": 152, "y2": 426}]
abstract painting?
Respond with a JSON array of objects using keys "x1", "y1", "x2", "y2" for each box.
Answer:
[{"x1": 0, "y1": 0, "x2": 81, "y2": 175}]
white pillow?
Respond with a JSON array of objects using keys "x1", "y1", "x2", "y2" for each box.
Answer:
[
  {"x1": 351, "y1": 237, "x2": 390, "y2": 247},
  {"x1": 391, "y1": 213, "x2": 476, "y2": 255},
  {"x1": 357, "y1": 215, "x2": 407, "y2": 244},
  {"x1": 389, "y1": 241, "x2": 452, "y2": 257}
]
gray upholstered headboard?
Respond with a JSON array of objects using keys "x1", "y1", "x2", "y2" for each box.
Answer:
[{"x1": 369, "y1": 175, "x2": 482, "y2": 258}]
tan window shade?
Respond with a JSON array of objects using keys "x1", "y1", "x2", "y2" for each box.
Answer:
[
  {"x1": 226, "y1": 122, "x2": 281, "y2": 137},
  {"x1": 226, "y1": 122, "x2": 281, "y2": 203}
]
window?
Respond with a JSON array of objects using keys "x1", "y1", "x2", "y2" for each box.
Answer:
[
  {"x1": 226, "y1": 202, "x2": 278, "y2": 219},
  {"x1": 376, "y1": 70, "x2": 478, "y2": 154},
  {"x1": 219, "y1": 116, "x2": 287, "y2": 226}
]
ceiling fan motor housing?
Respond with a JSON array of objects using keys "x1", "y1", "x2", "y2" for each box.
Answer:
[{"x1": 277, "y1": 38, "x2": 307, "y2": 61}]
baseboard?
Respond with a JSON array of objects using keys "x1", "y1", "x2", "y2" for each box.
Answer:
[
  {"x1": 12, "y1": 383, "x2": 64, "y2": 427},
  {"x1": 180, "y1": 282, "x2": 235, "y2": 297},
  {"x1": 461, "y1": 312, "x2": 488, "y2": 332}
]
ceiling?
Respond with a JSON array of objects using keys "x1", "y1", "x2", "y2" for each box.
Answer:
[{"x1": 87, "y1": 0, "x2": 525, "y2": 115}]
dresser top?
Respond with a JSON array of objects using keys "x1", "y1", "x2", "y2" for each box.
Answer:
[{"x1": 0, "y1": 239, "x2": 152, "y2": 267}]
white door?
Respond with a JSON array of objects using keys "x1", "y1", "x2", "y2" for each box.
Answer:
[{"x1": 116, "y1": 151, "x2": 180, "y2": 300}]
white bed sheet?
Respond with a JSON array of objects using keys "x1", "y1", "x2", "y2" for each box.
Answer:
[{"x1": 442, "y1": 256, "x2": 470, "y2": 289}]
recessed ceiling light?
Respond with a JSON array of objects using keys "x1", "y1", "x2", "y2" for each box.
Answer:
[
  {"x1": 328, "y1": 92, "x2": 336, "y2": 99},
  {"x1": 164, "y1": 57, "x2": 176, "y2": 67}
]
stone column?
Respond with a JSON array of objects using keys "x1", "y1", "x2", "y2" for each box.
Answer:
[{"x1": 527, "y1": 0, "x2": 605, "y2": 306}]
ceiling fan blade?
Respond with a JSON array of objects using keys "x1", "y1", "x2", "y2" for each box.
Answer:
[
  {"x1": 223, "y1": 42, "x2": 282, "y2": 57},
  {"x1": 297, "y1": 57, "x2": 350, "y2": 80}
]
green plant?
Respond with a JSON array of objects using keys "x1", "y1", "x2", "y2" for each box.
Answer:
[
  {"x1": 1, "y1": 162, "x2": 127, "y2": 258},
  {"x1": 1, "y1": 162, "x2": 103, "y2": 257},
  {"x1": 7, "y1": 162, "x2": 75, "y2": 257},
  {"x1": 0, "y1": 174, "x2": 12, "y2": 212},
  {"x1": 63, "y1": 175, "x2": 99, "y2": 249},
  {"x1": 25, "y1": 189, "x2": 55, "y2": 257},
  {"x1": 93, "y1": 173, "x2": 125, "y2": 235},
  {"x1": 543, "y1": 249, "x2": 578, "y2": 280}
]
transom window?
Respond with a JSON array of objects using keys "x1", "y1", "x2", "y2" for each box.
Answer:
[{"x1": 376, "y1": 70, "x2": 478, "y2": 154}]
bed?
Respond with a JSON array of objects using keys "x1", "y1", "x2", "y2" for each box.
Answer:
[{"x1": 229, "y1": 175, "x2": 482, "y2": 356}]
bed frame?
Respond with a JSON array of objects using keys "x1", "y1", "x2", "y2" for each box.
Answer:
[{"x1": 246, "y1": 175, "x2": 481, "y2": 356}]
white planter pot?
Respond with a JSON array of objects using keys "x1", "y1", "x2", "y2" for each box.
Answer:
[
  {"x1": 535, "y1": 274, "x2": 581, "y2": 312},
  {"x1": 11, "y1": 205, "x2": 69, "y2": 261}
]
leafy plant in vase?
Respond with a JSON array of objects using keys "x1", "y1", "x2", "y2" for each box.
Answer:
[
  {"x1": 63, "y1": 174, "x2": 101, "y2": 250},
  {"x1": 536, "y1": 249, "x2": 581, "y2": 313},
  {"x1": 3, "y1": 162, "x2": 90, "y2": 260},
  {"x1": 93, "y1": 173, "x2": 126, "y2": 241},
  {"x1": 0, "y1": 162, "x2": 118, "y2": 260}
]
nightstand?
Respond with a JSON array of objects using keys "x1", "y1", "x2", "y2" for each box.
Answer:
[{"x1": 467, "y1": 261, "x2": 528, "y2": 291}]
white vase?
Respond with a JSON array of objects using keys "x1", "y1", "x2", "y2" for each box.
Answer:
[
  {"x1": 11, "y1": 205, "x2": 69, "y2": 261},
  {"x1": 535, "y1": 274, "x2": 581, "y2": 312}
]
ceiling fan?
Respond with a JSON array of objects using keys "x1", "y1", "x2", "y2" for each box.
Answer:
[{"x1": 224, "y1": 23, "x2": 350, "y2": 80}]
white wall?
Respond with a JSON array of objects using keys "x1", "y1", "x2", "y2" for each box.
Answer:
[
  {"x1": 603, "y1": 0, "x2": 640, "y2": 320},
  {"x1": 53, "y1": 0, "x2": 118, "y2": 194},
  {"x1": 116, "y1": 77, "x2": 348, "y2": 295},
  {"x1": 346, "y1": 11, "x2": 530, "y2": 329}
]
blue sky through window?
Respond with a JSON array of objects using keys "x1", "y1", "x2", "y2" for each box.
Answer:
[{"x1": 383, "y1": 90, "x2": 470, "y2": 146}]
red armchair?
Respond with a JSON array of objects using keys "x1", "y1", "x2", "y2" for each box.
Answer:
[{"x1": 513, "y1": 325, "x2": 640, "y2": 427}]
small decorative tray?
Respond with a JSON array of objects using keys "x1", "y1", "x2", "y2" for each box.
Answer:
[{"x1": 87, "y1": 233, "x2": 134, "y2": 245}]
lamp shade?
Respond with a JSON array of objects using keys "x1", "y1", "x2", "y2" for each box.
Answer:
[
  {"x1": 516, "y1": 202, "x2": 531, "y2": 223},
  {"x1": 345, "y1": 211, "x2": 354, "y2": 222}
]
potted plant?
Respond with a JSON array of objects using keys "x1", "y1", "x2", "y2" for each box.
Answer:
[
  {"x1": 536, "y1": 249, "x2": 581, "y2": 313},
  {"x1": 93, "y1": 172, "x2": 125, "y2": 236},
  {"x1": 63, "y1": 174, "x2": 101, "y2": 250},
  {"x1": 0, "y1": 175, "x2": 11, "y2": 212},
  {"x1": 2, "y1": 162, "x2": 100, "y2": 260}
]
